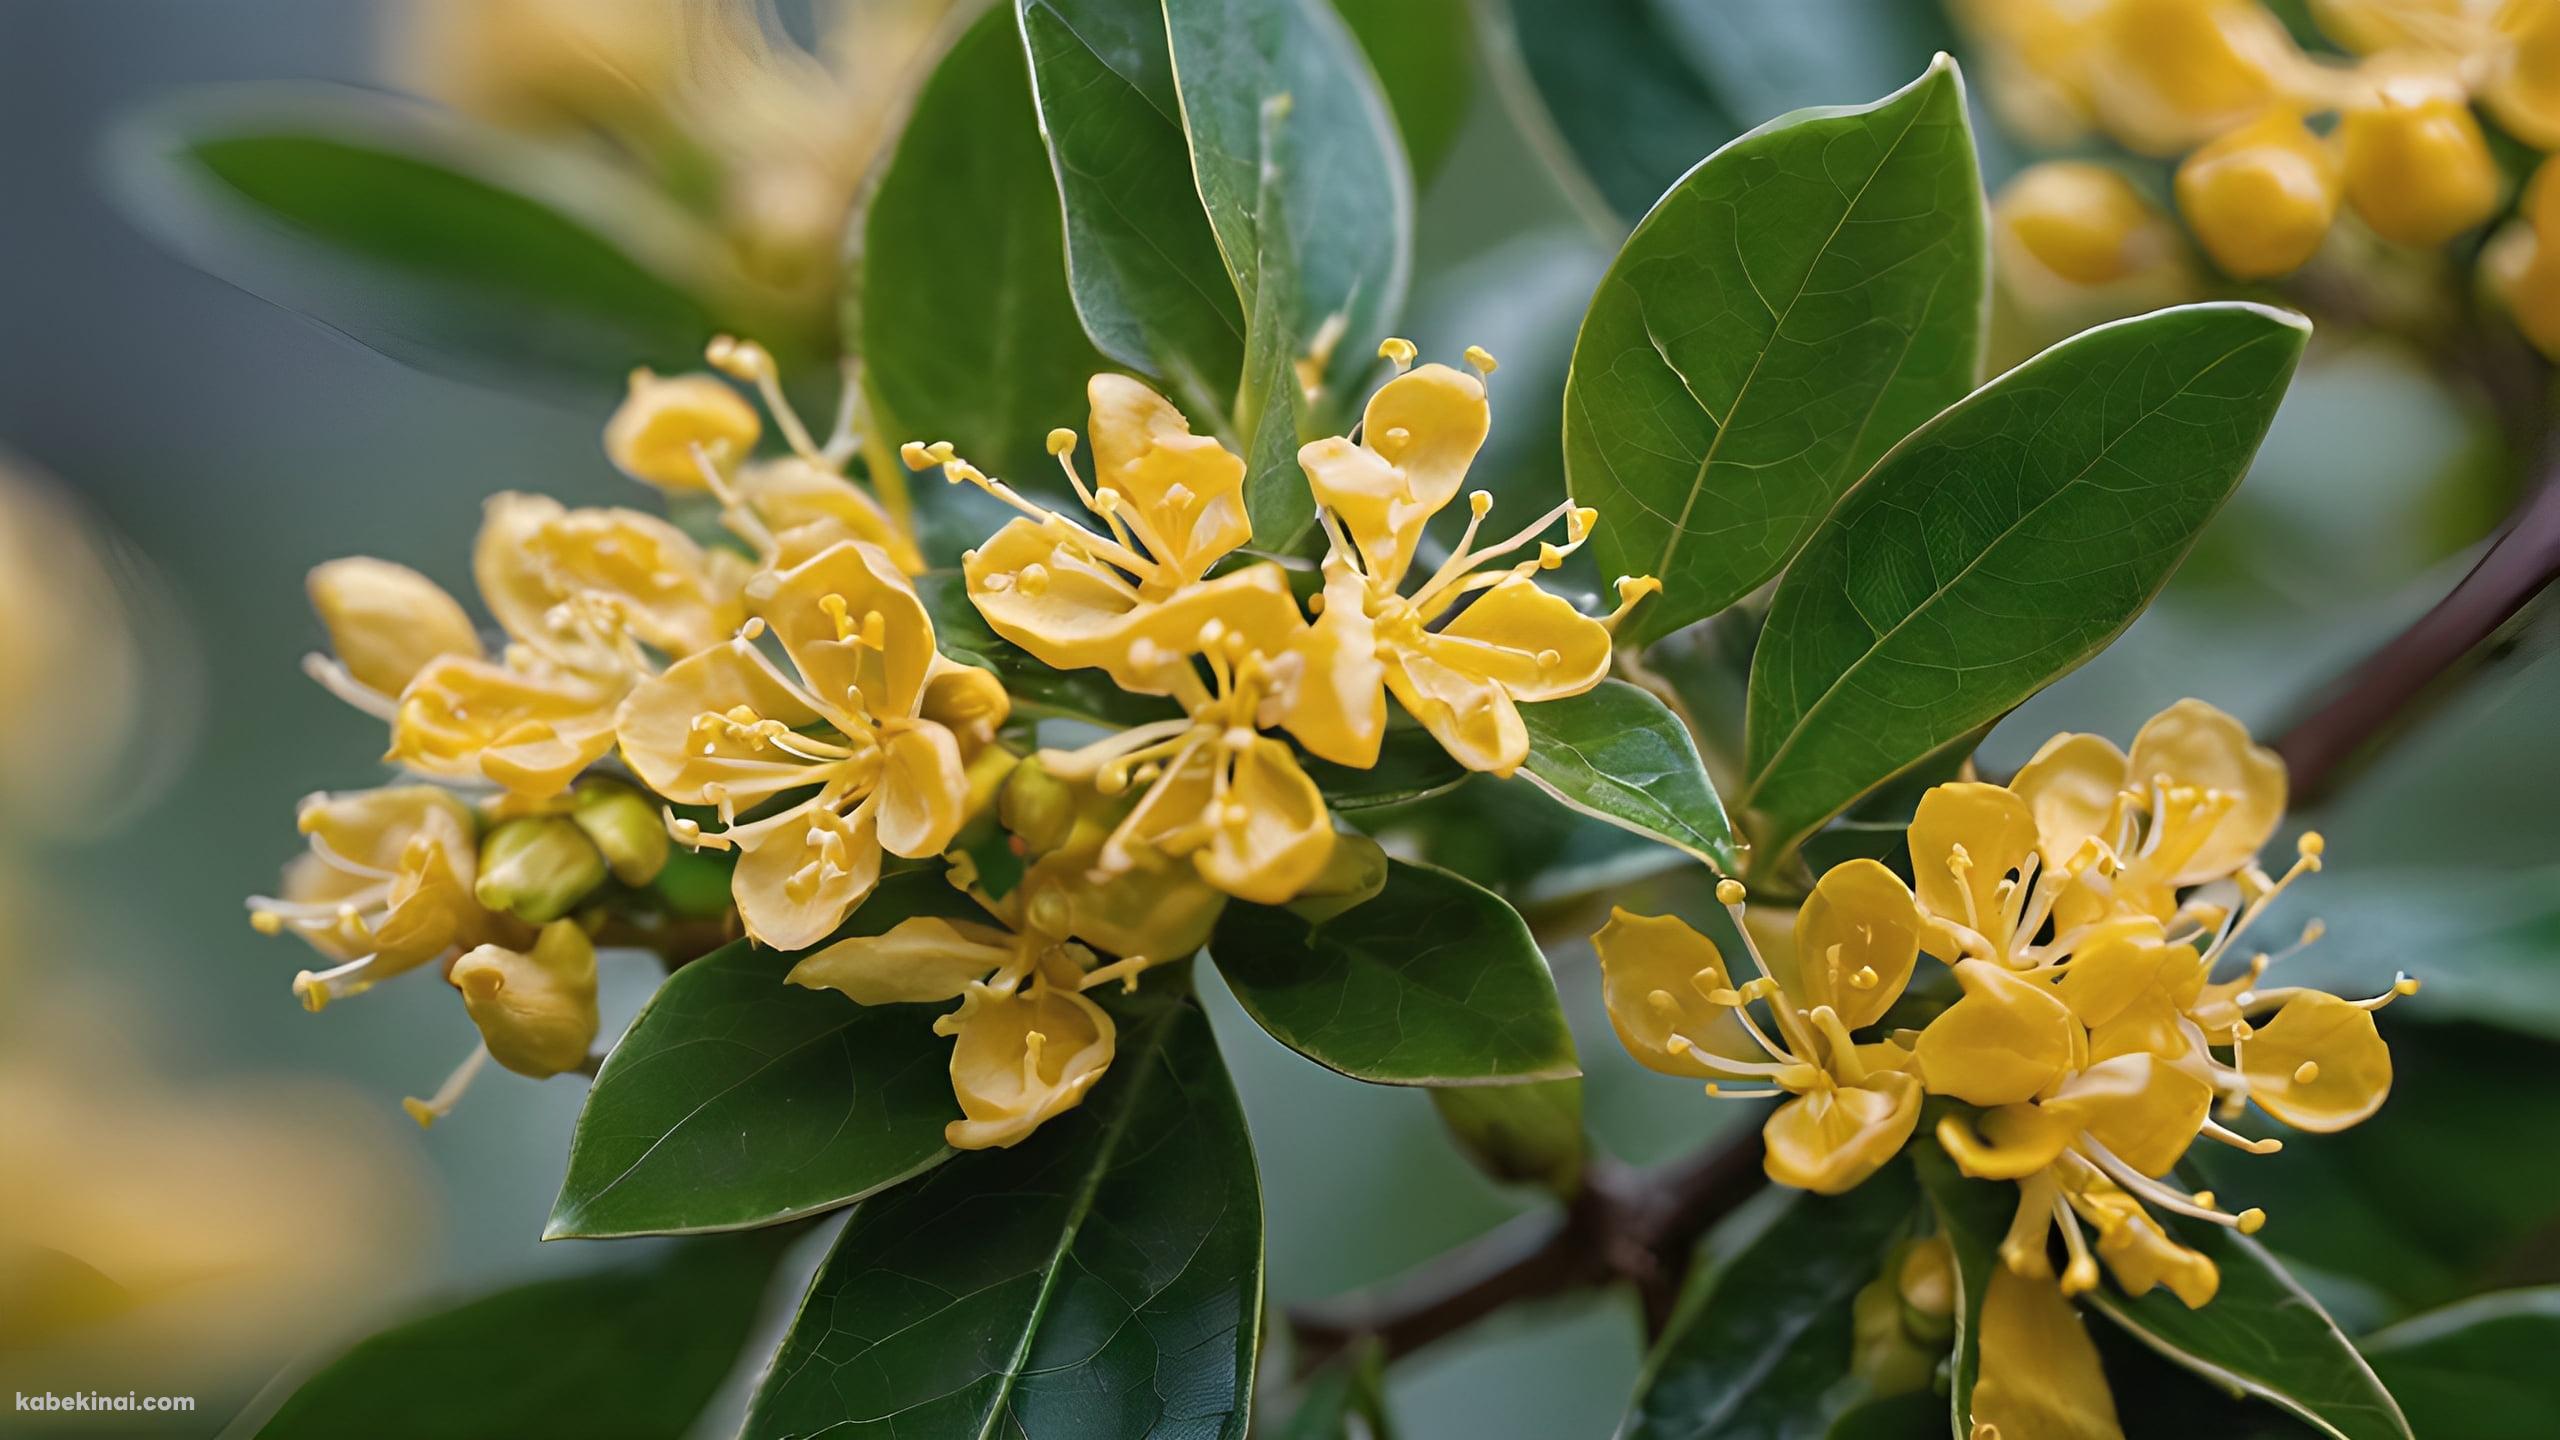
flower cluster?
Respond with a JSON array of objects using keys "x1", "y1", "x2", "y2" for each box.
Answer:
[
  {"x1": 248, "y1": 335, "x2": 1646, "y2": 1148},
  {"x1": 1597, "y1": 700, "x2": 2406, "y2": 1310},
  {"x1": 1971, "y1": 0, "x2": 2560, "y2": 350}
]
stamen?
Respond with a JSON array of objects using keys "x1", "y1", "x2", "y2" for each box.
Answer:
[
  {"x1": 1377, "y1": 337, "x2": 1417, "y2": 372},
  {"x1": 401, "y1": 1044, "x2": 489, "y2": 1130},
  {"x1": 299, "y1": 653, "x2": 399, "y2": 721},
  {"x1": 2201, "y1": 1119, "x2": 2283, "y2": 1155},
  {"x1": 292, "y1": 954, "x2": 382, "y2": 1012}
]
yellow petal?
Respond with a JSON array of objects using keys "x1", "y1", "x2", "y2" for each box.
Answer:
[
  {"x1": 602, "y1": 368, "x2": 760, "y2": 491},
  {"x1": 1360, "y1": 362, "x2": 1488, "y2": 523},
  {"x1": 282, "y1": 787, "x2": 484, "y2": 970},
  {"x1": 966, "y1": 526, "x2": 1302, "y2": 695},
  {"x1": 2242, "y1": 991, "x2": 2391, "y2": 1132},
  {"x1": 475, "y1": 493, "x2": 741, "y2": 666},
  {"x1": 1388, "y1": 649, "x2": 1527, "y2": 776},
  {"x1": 1298, "y1": 435, "x2": 1419, "y2": 585},
  {"x1": 2048, "y1": 1053, "x2": 2212, "y2": 1177},
  {"x1": 307, "y1": 558, "x2": 484, "y2": 697},
  {"x1": 2488, "y1": 0, "x2": 2560, "y2": 150},
  {"x1": 1796, "y1": 859, "x2": 1923, "y2": 1031},
  {"x1": 1973, "y1": 1267, "x2": 2125, "y2": 1440},
  {"x1": 919, "y1": 656, "x2": 1011, "y2": 747},
  {"x1": 391, "y1": 654, "x2": 623, "y2": 799},
  {"x1": 877, "y1": 722, "x2": 969, "y2": 859},
  {"x1": 730, "y1": 798, "x2": 882, "y2": 951},
  {"x1": 2071, "y1": 1169, "x2": 2221, "y2": 1307},
  {"x1": 787, "y1": 915, "x2": 1018, "y2": 1005},
  {"x1": 1422, "y1": 576, "x2": 1612, "y2": 704},
  {"x1": 1935, "y1": 1104, "x2": 2079, "y2": 1181},
  {"x1": 2054, "y1": 917, "x2": 2198, "y2": 1027},
  {"x1": 2125, "y1": 698, "x2": 2286, "y2": 885},
  {"x1": 1281, "y1": 565, "x2": 1389, "y2": 768},
  {"x1": 1016, "y1": 848, "x2": 1225, "y2": 963},
  {"x1": 1762, "y1": 1073, "x2": 1921, "y2": 1194},
  {"x1": 752, "y1": 539, "x2": 936, "y2": 724},
  {"x1": 1915, "y1": 960, "x2": 2079, "y2": 1107},
  {"x1": 731, "y1": 457, "x2": 922, "y2": 573},
  {"x1": 937, "y1": 979, "x2": 1116, "y2": 1150},
  {"x1": 451, "y1": 920, "x2": 598, "y2": 1078},
  {"x1": 614, "y1": 641, "x2": 824, "y2": 808},
  {"x1": 1085, "y1": 372, "x2": 1250, "y2": 581},
  {"x1": 1592, "y1": 909, "x2": 1759, "y2": 1077},
  {"x1": 1198, "y1": 738, "x2": 1336, "y2": 905},
  {"x1": 1909, "y1": 783, "x2": 2040, "y2": 956},
  {"x1": 2010, "y1": 731, "x2": 2129, "y2": 867}
]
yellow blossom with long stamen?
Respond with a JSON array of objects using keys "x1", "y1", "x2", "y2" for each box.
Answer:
[
  {"x1": 615, "y1": 537, "x2": 1003, "y2": 949},
  {"x1": 1286, "y1": 342, "x2": 1654, "y2": 778}
]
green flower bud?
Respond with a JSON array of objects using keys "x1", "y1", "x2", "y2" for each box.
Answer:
[
  {"x1": 1284, "y1": 832, "x2": 1388, "y2": 924},
  {"x1": 570, "y1": 779, "x2": 671, "y2": 885},
  {"x1": 475, "y1": 816, "x2": 608, "y2": 924}
]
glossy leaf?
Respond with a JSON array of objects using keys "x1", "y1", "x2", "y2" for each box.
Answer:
[
  {"x1": 1566, "y1": 58, "x2": 1987, "y2": 646},
  {"x1": 1744, "y1": 302, "x2": 2308, "y2": 859},
  {"x1": 863, "y1": 8, "x2": 1109, "y2": 492},
  {"x1": 546, "y1": 872, "x2": 979, "y2": 1239},
  {"x1": 1279, "y1": 1338, "x2": 1399, "y2": 1440},
  {"x1": 1234, "y1": 153, "x2": 1322, "y2": 555},
  {"x1": 1332, "y1": 0, "x2": 1473, "y2": 186},
  {"x1": 2361, "y1": 1288, "x2": 2560, "y2": 1440},
  {"x1": 1480, "y1": 0, "x2": 1747, "y2": 223},
  {"x1": 1914, "y1": 1136, "x2": 2018, "y2": 1437},
  {"x1": 1518, "y1": 678, "x2": 1737, "y2": 874},
  {"x1": 1210, "y1": 860, "x2": 1579, "y2": 1085},
  {"x1": 1428, "y1": 1077, "x2": 1586, "y2": 1197},
  {"x1": 1306, "y1": 724, "x2": 1468, "y2": 811},
  {"x1": 2261, "y1": 865, "x2": 2560, "y2": 1044},
  {"x1": 257, "y1": 1233, "x2": 784, "y2": 1440},
  {"x1": 1018, "y1": 0, "x2": 1246, "y2": 423},
  {"x1": 740, "y1": 989, "x2": 1260, "y2": 1439},
  {"x1": 916, "y1": 570, "x2": 1183, "y2": 730},
  {"x1": 1625, "y1": 1163, "x2": 1920, "y2": 1440},
  {"x1": 116, "y1": 91, "x2": 727, "y2": 386},
  {"x1": 2086, "y1": 1209, "x2": 2412, "y2": 1440},
  {"x1": 1166, "y1": 0, "x2": 1412, "y2": 407}
]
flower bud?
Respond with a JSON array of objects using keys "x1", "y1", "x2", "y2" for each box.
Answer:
[
  {"x1": 1000, "y1": 758, "x2": 1079, "y2": 857},
  {"x1": 570, "y1": 779, "x2": 669, "y2": 886},
  {"x1": 474, "y1": 816, "x2": 607, "y2": 924},
  {"x1": 451, "y1": 920, "x2": 598, "y2": 1079},
  {"x1": 2487, "y1": 0, "x2": 2560, "y2": 151},
  {"x1": 2341, "y1": 69, "x2": 2503, "y2": 248},
  {"x1": 1283, "y1": 831, "x2": 1388, "y2": 924},
  {"x1": 602, "y1": 368, "x2": 761, "y2": 491},
  {"x1": 2175, "y1": 110, "x2": 2341, "y2": 278},
  {"x1": 1994, "y1": 162, "x2": 2185, "y2": 288},
  {"x1": 1896, "y1": 1235, "x2": 1957, "y2": 1345},
  {"x1": 307, "y1": 557, "x2": 483, "y2": 698},
  {"x1": 2085, "y1": 0, "x2": 2302, "y2": 155}
]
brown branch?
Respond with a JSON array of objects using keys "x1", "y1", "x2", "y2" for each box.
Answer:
[
  {"x1": 1288, "y1": 1130, "x2": 1768, "y2": 1372},
  {"x1": 2277, "y1": 464, "x2": 2560, "y2": 801}
]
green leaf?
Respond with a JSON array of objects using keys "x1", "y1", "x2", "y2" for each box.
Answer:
[
  {"x1": 1479, "y1": 0, "x2": 1747, "y2": 224},
  {"x1": 1210, "y1": 860, "x2": 1579, "y2": 1085},
  {"x1": 1429, "y1": 1078, "x2": 1586, "y2": 1197},
  {"x1": 1164, "y1": 0, "x2": 1413, "y2": 407},
  {"x1": 2085, "y1": 1209, "x2": 2412, "y2": 1440},
  {"x1": 115, "y1": 91, "x2": 728, "y2": 387},
  {"x1": 1017, "y1": 0, "x2": 1247, "y2": 420},
  {"x1": 1234, "y1": 158, "x2": 1323, "y2": 555},
  {"x1": 2360, "y1": 1289, "x2": 2560, "y2": 1440},
  {"x1": 1279, "y1": 1338, "x2": 1400, "y2": 1440},
  {"x1": 1331, "y1": 0, "x2": 1473, "y2": 186},
  {"x1": 740, "y1": 988, "x2": 1260, "y2": 1439},
  {"x1": 1305, "y1": 724, "x2": 1468, "y2": 811},
  {"x1": 1625, "y1": 1163, "x2": 1919, "y2": 1440},
  {"x1": 255, "y1": 1233, "x2": 784, "y2": 1439},
  {"x1": 1823, "y1": 1392, "x2": 1943, "y2": 1440},
  {"x1": 1914, "y1": 1136, "x2": 2018, "y2": 1437},
  {"x1": 1518, "y1": 679, "x2": 1737, "y2": 874},
  {"x1": 2261, "y1": 865, "x2": 2560, "y2": 1043},
  {"x1": 1566, "y1": 58, "x2": 1987, "y2": 646},
  {"x1": 915, "y1": 570, "x2": 1183, "y2": 730},
  {"x1": 546, "y1": 872, "x2": 977, "y2": 1239},
  {"x1": 1743, "y1": 302, "x2": 2308, "y2": 860},
  {"x1": 863, "y1": 8, "x2": 1110, "y2": 492}
]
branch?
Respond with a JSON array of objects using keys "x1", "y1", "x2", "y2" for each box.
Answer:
[
  {"x1": 2278, "y1": 464, "x2": 2560, "y2": 800},
  {"x1": 1288, "y1": 1129, "x2": 1768, "y2": 1371}
]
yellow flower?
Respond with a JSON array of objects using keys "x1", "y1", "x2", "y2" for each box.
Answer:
[
  {"x1": 686, "y1": 336, "x2": 925, "y2": 573},
  {"x1": 2489, "y1": 158, "x2": 2560, "y2": 359},
  {"x1": 1970, "y1": 1265, "x2": 2126, "y2": 1440},
  {"x1": 1035, "y1": 629, "x2": 1336, "y2": 906},
  {"x1": 302, "y1": 557, "x2": 484, "y2": 710},
  {"x1": 247, "y1": 786, "x2": 511, "y2": 1011},
  {"x1": 603, "y1": 368, "x2": 763, "y2": 492},
  {"x1": 2488, "y1": 0, "x2": 2560, "y2": 148},
  {"x1": 1594, "y1": 869, "x2": 1926, "y2": 1195},
  {"x1": 2175, "y1": 108, "x2": 2342, "y2": 278},
  {"x1": 1286, "y1": 345, "x2": 1651, "y2": 777},
  {"x1": 2340, "y1": 63, "x2": 2504, "y2": 248},
  {"x1": 925, "y1": 374, "x2": 1303, "y2": 696},
  {"x1": 394, "y1": 918, "x2": 605, "y2": 1130},
  {"x1": 616, "y1": 538, "x2": 1003, "y2": 949},
  {"x1": 2082, "y1": 0, "x2": 2312, "y2": 156},
  {"x1": 387, "y1": 493, "x2": 747, "y2": 798}
]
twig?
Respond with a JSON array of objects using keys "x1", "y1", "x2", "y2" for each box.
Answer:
[{"x1": 1288, "y1": 1130, "x2": 1769, "y2": 1371}]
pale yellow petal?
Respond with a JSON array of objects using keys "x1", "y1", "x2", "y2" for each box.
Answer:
[
  {"x1": 2010, "y1": 731, "x2": 2129, "y2": 866},
  {"x1": 2048, "y1": 1053, "x2": 2212, "y2": 1177},
  {"x1": 876, "y1": 722, "x2": 969, "y2": 859},
  {"x1": 786, "y1": 916, "x2": 1017, "y2": 1005},
  {"x1": 451, "y1": 920, "x2": 598, "y2": 1078},
  {"x1": 307, "y1": 558, "x2": 484, "y2": 697},
  {"x1": 391, "y1": 654, "x2": 624, "y2": 799},
  {"x1": 1423, "y1": 577, "x2": 1611, "y2": 704},
  {"x1": 1796, "y1": 858, "x2": 1922, "y2": 1030},
  {"x1": 2125, "y1": 698, "x2": 2286, "y2": 884},
  {"x1": 1909, "y1": 782, "x2": 2040, "y2": 955},
  {"x1": 1086, "y1": 372, "x2": 1250, "y2": 579},
  {"x1": 732, "y1": 457, "x2": 922, "y2": 572},
  {"x1": 614, "y1": 641, "x2": 824, "y2": 807},
  {"x1": 475, "y1": 492, "x2": 740, "y2": 665},
  {"x1": 1387, "y1": 649, "x2": 1526, "y2": 776},
  {"x1": 602, "y1": 368, "x2": 759, "y2": 491},
  {"x1": 2242, "y1": 991, "x2": 2391, "y2": 1132},
  {"x1": 1299, "y1": 435, "x2": 1423, "y2": 586},
  {"x1": 1762, "y1": 1072, "x2": 1920, "y2": 1195},
  {"x1": 1914, "y1": 960, "x2": 2079, "y2": 1107},
  {"x1": 1973, "y1": 1267, "x2": 2125, "y2": 1440},
  {"x1": 1197, "y1": 739, "x2": 1335, "y2": 905},
  {"x1": 1280, "y1": 565, "x2": 1389, "y2": 768},
  {"x1": 1935, "y1": 1104, "x2": 2079, "y2": 1181},
  {"x1": 1361, "y1": 362, "x2": 1488, "y2": 521},
  {"x1": 1592, "y1": 909, "x2": 1758, "y2": 1077},
  {"x1": 752, "y1": 539, "x2": 936, "y2": 724},
  {"x1": 731, "y1": 798, "x2": 882, "y2": 951},
  {"x1": 937, "y1": 979, "x2": 1116, "y2": 1150}
]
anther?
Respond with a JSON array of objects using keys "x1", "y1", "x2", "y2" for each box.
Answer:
[
  {"x1": 1463, "y1": 344, "x2": 1498, "y2": 375},
  {"x1": 1716, "y1": 879, "x2": 1748, "y2": 906},
  {"x1": 1046, "y1": 428, "x2": 1078, "y2": 456},
  {"x1": 1377, "y1": 337, "x2": 1417, "y2": 370}
]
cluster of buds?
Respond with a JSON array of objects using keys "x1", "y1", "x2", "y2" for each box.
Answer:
[
  {"x1": 1970, "y1": 0, "x2": 2560, "y2": 352},
  {"x1": 1597, "y1": 700, "x2": 2405, "y2": 1315}
]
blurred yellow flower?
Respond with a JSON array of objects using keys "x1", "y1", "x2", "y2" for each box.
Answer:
[
  {"x1": 2175, "y1": 109, "x2": 2342, "y2": 278},
  {"x1": 2340, "y1": 65, "x2": 2504, "y2": 247},
  {"x1": 247, "y1": 785, "x2": 512, "y2": 1012},
  {"x1": 1970, "y1": 1265, "x2": 2126, "y2": 1440},
  {"x1": 604, "y1": 367, "x2": 763, "y2": 492}
]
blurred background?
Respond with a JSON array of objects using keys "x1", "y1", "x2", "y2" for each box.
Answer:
[{"x1": 3, "y1": 2, "x2": 2551, "y2": 1436}]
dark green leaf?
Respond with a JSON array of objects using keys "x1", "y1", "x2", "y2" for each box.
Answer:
[
  {"x1": 1744, "y1": 302, "x2": 2308, "y2": 859},
  {"x1": 1519, "y1": 679, "x2": 1737, "y2": 873},
  {"x1": 1017, "y1": 0, "x2": 1247, "y2": 421},
  {"x1": 2360, "y1": 1289, "x2": 2560, "y2": 1440},
  {"x1": 1914, "y1": 1136, "x2": 2017, "y2": 1437},
  {"x1": 1210, "y1": 860, "x2": 1579, "y2": 1085},
  {"x1": 916, "y1": 569, "x2": 1183, "y2": 729},
  {"x1": 1626, "y1": 1163, "x2": 1920, "y2": 1440},
  {"x1": 1823, "y1": 1392, "x2": 1944, "y2": 1440},
  {"x1": 1332, "y1": 0, "x2": 1473, "y2": 186},
  {"x1": 741, "y1": 990, "x2": 1260, "y2": 1439},
  {"x1": 2260, "y1": 865, "x2": 2560, "y2": 1044},
  {"x1": 547, "y1": 872, "x2": 977, "y2": 1239},
  {"x1": 1567, "y1": 58, "x2": 1988, "y2": 646},
  {"x1": 257, "y1": 1233, "x2": 783, "y2": 1440},
  {"x1": 1235, "y1": 153, "x2": 1323, "y2": 555},
  {"x1": 116, "y1": 92, "x2": 727, "y2": 387},
  {"x1": 1164, "y1": 0, "x2": 1412, "y2": 406},
  {"x1": 1306, "y1": 724, "x2": 1468, "y2": 811},
  {"x1": 1480, "y1": 0, "x2": 1747, "y2": 223},
  {"x1": 2086, "y1": 1210, "x2": 2411, "y2": 1440},
  {"x1": 864, "y1": 8, "x2": 1110, "y2": 492},
  {"x1": 1279, "y1": 1338, "x2": 1399, "y2": 1440},
  {"x1": 1428, "y1": 1077, "x2": 1586, "y2": 1197}
]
